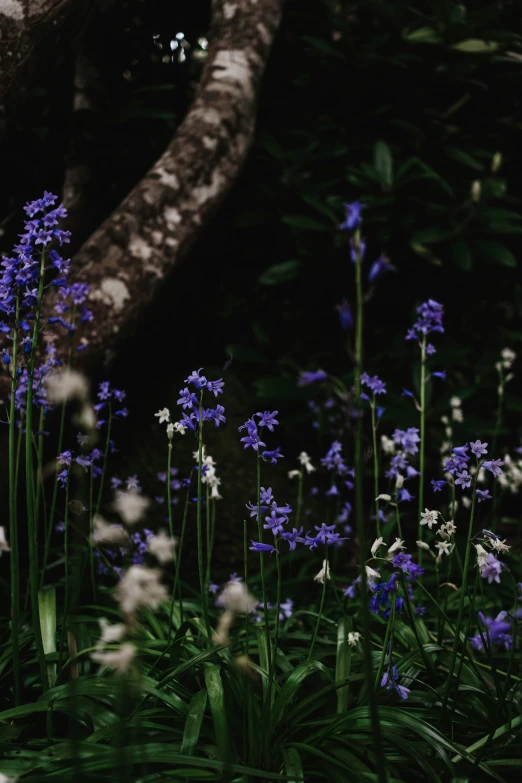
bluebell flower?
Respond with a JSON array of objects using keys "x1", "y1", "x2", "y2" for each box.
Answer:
[
  {"x1": 392, "y1": 427, "x2": 420, "y2": 455},
  {"x1": 398, "y1": 488, "x2": 415, "y2": 503},
  {"x1": 349, "y1": 236, "x2": 366, "y2": 263},
  {"x1": 261, "y1": 447, "x2": 283, "y2": 464},
  {"x1": 206, "y1": 378, "x2": 224, "y2": 396},
  {"x1": 249, "y1": 541, "x2": 276, "y2": 553},
  {"x1": 391, "y1": 553, "x2": 424, "y2": 581},
  {"x1": 406, "y1": 465, "x2": 420, "y2": 479},
  {"x1": 281, "y1": 527, "x2": 304, "y2": 551},
  {"x1": 336, "y1": 299, "x2": 353, "y2": 330},
  {"x1": 476, "y1": 489, "x2": 492, "y2": 503},
  {"x1": 432, "y1": 370, "x2": 446, "y2": 380},
  {"x1": 361, "y1": 372, "x2": 386, "y2": 395},
  {"x1": 368, "y1": 254, "x2": 395, "y2": 283},
  {"x1": 452, "y1": 444, "x2": 470, "y2": 459},
  {"x1": 482, "y1": 459, "x2": 504, "y2": 478},
  {"x1": 184, "y1": 368, "x2": 207, "y2": 389},
  {"x1": 426, "y1": 343, "x2": 436, "y2": 355},
  {"x1": 339, "y1": 200, "x2": 364, "y2": 232},
  {"x1": 298, "y1": 370, "x2": 328, "y2": 386},
  {"x1": 177, "y1": 388, "x2": 198, "y2": 409},
  {"x1": 470, "y1": 439, "x2": 488, "y2": 457},
  {"x1": 204, "y1": 405, "x2": 226, "y2": 427},
  {"x1": 255, "y1": 410, "x2": 279, "y2": 430},
  {"x1": 405, "y1": 299, "x2": 444, "y2": 341},
  {"x1": 455, "y1": 470, "x2": 472, "y2": 489},
  {"x1": 431, "y1": 479, "x2": 446, "y2": 492},
  {"x1": 260, "y1": 487, "x2": 274, "y2": 504}
]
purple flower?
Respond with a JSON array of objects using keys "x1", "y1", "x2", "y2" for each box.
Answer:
[
  {"x1": 426, "y1": 344, "x2": 436, "y2": 355},
  {"x1": 255, "y1": 410, "x2": 279, "y2": 431},
  {"x1": 392, "y1": 427, "x2": 420, "y2": 456},
  {"x1": 431, "y1": 479, "x2": 446, "y2": 492},
  {"x1": 205, "y1": 405, "x2": 226, "y2": 427},
  {"x1": 398, "y1": 488, "x2": 415, "y2": 503},
  {"x1": 368, "y1": 255, "x2": 395, "y2": 283},
  {"x1": 263, "y1": 508, "x2": 288, "y2": 536},
  {"x1": 281, "y1": 527, "x2": 304, "y2": 551},
  {"x1": 206, "y1": 378, "x2": 224, "y2": 397},
  {"x1": 339, "y1": 200, "x2": 364, "y2": 232},
  {"x1": 480, "y1": 553, "x2": 502, "y2": 584},
  {"x1": 298, "y1": 370, "x2": 328, "y2": 387},
  {"x1": 470, "y1": 440, "x2": 488, "y2": 457},
  {"x1": 260, "y1": 487, "x2": 274, "y2": 505},
  {"x1": 261, "y1": 447, "x2": 284, "y2": 465},
  {"x1": 361, "y1": 372, "x2": 387, "y2": 396},
  {"x1": 406, "y1": 299, "x2": 444, "y2": 341},
  {"x1": 476, "y1": 489, "x2": 492, "y2": 503},
  {"x1": 184, "y1": 368, "x2": 207, "y2": 389},
  {"x1": 482, "y1": 459, "x2": 504, "y2": 478},
  {"x1": 432, "y1": 370, "x2": 446, "y2": 380},
  {"x1": 336, "y1": 299, "x2": 353, "y2": 330},
  {"x1": 177, "y1": 387, "x2": 198, "y2": 409},
  {"x1": 249, "y1": 541, "x2": 276, "y2": 553},
  {"x1": 452, "y1": 445, "x2": 470, "y2": 459},
  {"x1": 455, "y1": 470, "x2": 472, "y2": 489}
]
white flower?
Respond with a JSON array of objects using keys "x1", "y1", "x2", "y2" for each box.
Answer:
[
  {"x1": 298, "y1": 451, "x2": 316, "y2": 473},
  {"x1": 365, "y1": 565, "x2": 380, "y2": 581},
  {"x1": 440, "y1": 415, "x2": 449, "y2": 425},
  {"x1": 376, "y1": 493, "x2": 392, "y2": 502},
  {"x1": 380, "y1": 435, "x2": 395, "y2": 455},
  {"x1": 0, "y1": 772, "x2": 19, "y2": 783},
  {"x1": 91, "y1": 642, "x2": 136, "y2": 673},
  {"x1": 314, "y1": 559, "x2": 331, "y2": 584},
  {"x1": 461, "y1": 496, "x2": 472, "y2": 509},
  {"x1": 76, "y1": 405, "x2": 97, "y2": 431},
  {"x1": 45, "y1": 369, "x2": 89, "y2": 403},
  {"x1": 347, "y1": 632, "x2": 361, "y2": 647},
  {"x1": 116, "y1": 566, "x2": 168, "y2": 616},
  {"x1": 211, "y1": 484, "x2": 223, "y2": 500},
  {"x1": 395, "y1": 474, "x2": 404, "y2": 489},
  {"x1": 452, "y1": 407, "x2": 464, "y2": 423},
  {"x1": 416, "y1": 540, "x2": 431, "y2": 551},
  {"x1": 93, "y1": 515, "x2": 129, "y2": 545},
  {"x1": 166, "y1": 422, "x2": 174, "y2": 439},
  {"x1": 155, "y1": 408, "x2": 170, "y2": 424},
  {"x1": 450, "y1": 396, "x2": 462, "y2": 408},
  {"x1": 213, "y1": 609, "x2": 234, "y2": 647},
  {"x1": 475, "y1": 544, "x2": 488, "y2": 568},
  {"x1": 0, "y1": 526, "x2": 10, "y2": 555},
  {"x1": 113, "y1": 490, "x2": 150, "y2": 525},
  {"x1": 371, "y1": 537, "x2": 384, "y2": 556},
  {"x1": 501, "y1": 347, "x2": 516, "y2": 369},
  {"x1": 288, "y1": 470, "x2": 301, "y2": 479},
  {"x1": 420, "y1": 508, "x2": 439, "y2": 529},
  {"x1": 490, "y1": 538, "x2": 510, "y2": 553},
  {"x1": 98, "y1": 618, "x2": 127, "y2": 646},
  {"x1": 387, "y1": 538, "x2": 405, "y2": 555},
  {"x1": 219, "y1": 581, "x2": 257, "y2": 614},
  {"x1": 435, "y1": 540, "x2": 452, "y2": 557},
  {"x1": 148, "y1": 531, "x2": 177, "y2": 564},
  {"x1": 172, "y1": 421, "x2": 187, "y2": 435},
  {"x1": 439, "y1": 520, "x2": 457, "y2": 537}
]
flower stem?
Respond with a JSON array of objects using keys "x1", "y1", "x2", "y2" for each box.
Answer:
[
  {"x1": 25, "y1": 249, "x2": 48, "y2": 692},
  {"x1": 197, "y1": 397, "x2": 211, "y2": 639},
  {"x1": 308, "y1": 551, "x2": 328, "y2": 662},
  {"x1": 371, "y1": 402, "x2": 380, "y2": 537},
  {"x1": 441, "y1": 476, "x2": 478, "y2": 717},
  {"x1": 353, "y1": 229, "x2": 386, "y2": 783},
  {"x1": 94, "y1": 398, "x2": 112, "y2": 519},
  {"x1": 173, "y1": 483, "x2": 191, "y2": 626},
  {"x1": 417, "y1": 336, "x2": 427, "y2": 564},
  {"x1": 256, "y1": 457, "x2": 270, "y2": 667},
  {"x1": 8, "y1": 293, "x2": 21, "y2": 704}
]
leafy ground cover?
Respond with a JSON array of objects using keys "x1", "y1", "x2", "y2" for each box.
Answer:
[{"x1": 0, "y1": 194, "x2": 521, "y2": 782}]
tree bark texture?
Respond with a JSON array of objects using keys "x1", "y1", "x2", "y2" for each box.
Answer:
[
  {"x1": 43, "y1": 0, "x2": 283, "y2": 366},
  {"x1": 0, "y1": 0, "x2": 77, "y2": 105}
]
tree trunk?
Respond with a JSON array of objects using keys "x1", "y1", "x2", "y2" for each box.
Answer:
[{"x1": 40, "y1": 0, "x2": 283, "y2": 366}]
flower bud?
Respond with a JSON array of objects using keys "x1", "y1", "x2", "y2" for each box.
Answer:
[
  {"x1": 491, "y1": 152, "x2": 502, "y2": 173},
  {"x1": 471, "y1": 180, "x2": 481, "y2": 202}
]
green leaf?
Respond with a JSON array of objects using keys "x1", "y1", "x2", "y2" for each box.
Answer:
[
  {"x1": 410, "y1": 243, "x2": 442, "y2": 266},
  {"x1": 449, "y1": 241, "x2": 473, "y2": 271},
  {"x1": 283, "y1": 747, "x2": 304, "y2": 783},
  {"x1": 181, "y1": 689, "x2": 207, "y2": 756},
  {"x1": 474, "y1": 240, "x2": 517, "y2": 267},
  {"x1": 373, "y1": 141, "x2": 393, "y2": 187},
  {"x1": 404, "y1": 26, "x2": 442, "y2": 44},
  {"x1": 446, "y1": 147, "x2": 484, "y2": 171},
  {"x1": 335, "y1": 617, "x2": 351, "y2": 714},
  {"x1": 204, "y1": 665, "x2": 229, "y2": 763},
  {"x1": 411, "y1": 226, "x2": 452, "y2": 245},
  {"x1": 258, "y1": 260, "x2": 301, "y2": 286},
  {"x1": 282, "y1": 215, "x2": 330, "y2": 231},
  {"x1": 39, "y1": 587, "x2": 56, "y2": 689},
  {"x1": 269, "y1": 661, "x2": 333, "y2": 736},
  {"x1": 452, "y1": 39, "x2": 499, "y2": 53}
]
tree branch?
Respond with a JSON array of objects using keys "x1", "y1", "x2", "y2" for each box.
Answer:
[{"x1": 43, "y1": 0, "x2": 283, "y2": 365}]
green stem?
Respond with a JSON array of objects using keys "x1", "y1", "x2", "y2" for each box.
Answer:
[
  {"x1": 417, "y1": 336, "x2": 427, "y2": 564},
  {"x1": 8, "y1": 293, "x2": 21, "y2": 704},
  {"x1": 296, "y1": 470, "x2": 304, "y2": 528},
  {"x1": 89, "y1": 469, "x2": 96, "y2": 601},
  {"x1": 308, "y1": 550, "x2": 328, "y2": 662},
  {"x1": 94, "y1": 398, "x2": 112, "y2": 519},
  {"x1": 375, "y1": 606, "x2": 394, "y2": 688},
  {"x1": 173, "y1": 483, "x2": 191, "y2": 626},
  {"x1": 196, "y1": 397, "x2": 211, "y2": 639},
  {"x1": 25, "y1": 249, "x2": 48, "y2": 692},
  {"x1": 353, "y1": 228, "x2": 386, "y2": 783},
  {"x1": 441, "y1": 473, "x2": 479, "y2": 717},
  {"x1": 256, "y1": 457, "x2": 270, "y2": 667},
  {"x1": 371, "y1": 402, "x2": 380, "y2": 537}
]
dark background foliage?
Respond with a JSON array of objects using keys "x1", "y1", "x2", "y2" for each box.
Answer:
[{"x1": 1, "y1": 0, "x2": 522, "y2": 529}]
